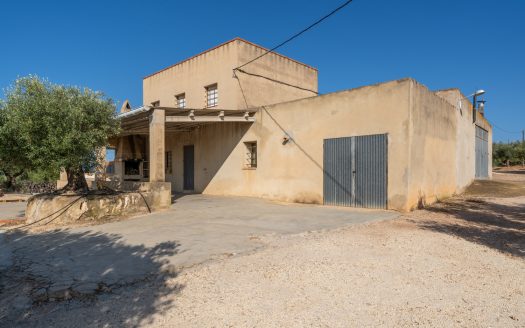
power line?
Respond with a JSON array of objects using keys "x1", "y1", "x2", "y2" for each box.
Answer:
[
  {"x1": 235, "y1": 68, "x2": 318, "y2": 94},
  {"x1": 492, "y1": 123, "x2": 521, "y2": 135},
  {"x1": 234, "y1": 0, "x2": 354, "y2": 71}
]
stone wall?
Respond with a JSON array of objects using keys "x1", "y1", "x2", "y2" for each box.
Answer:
[{"x1": 25, "y1": 182, "x2": 171, "y2": 226}]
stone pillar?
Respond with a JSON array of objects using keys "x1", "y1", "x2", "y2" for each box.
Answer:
[
  {"x1": 56, "y1": 169, "x2": 68, "y2": 189},
  {"x1": 149, "y1": 109, "x2": 165, "y2": 182}
]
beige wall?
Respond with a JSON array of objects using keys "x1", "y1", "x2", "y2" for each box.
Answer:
[
  {"x1": 124, "y1": 72, "x2": 494, "y2": 212},
  {"x1": 234, "y1": 40, "x2": 318, "y2": 108},
  {"x1": 166, "y1": 79, "x2": 413, "y2": 210},
  {"x1": 407, "y1": 83, "x2": 459, "y2": 208},
  {"x1": 142, "y1": 38, "x2": 317, "y2": 110},
  {"x1": 164, "y1": 123, "x2": 250, "y2": 192},
  {"x1": 435, "y1": 88, "x2": 493, "y2": 183},
  {"x1": 161, "y1": 79, "x2": 492, "y2": 211}
]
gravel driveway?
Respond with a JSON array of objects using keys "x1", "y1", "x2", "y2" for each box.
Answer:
[{"x1": 1, "y1": 176, "x2": 524, "y2": 327}]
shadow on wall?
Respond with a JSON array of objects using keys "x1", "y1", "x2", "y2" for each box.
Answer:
[
  {"x1": 417, "y1": 198, "x2": 525, "y2": 258},
  {"x1": 1, "y1": 229, "x2": 183, "y2": 327},
  {"x1": 260, "y1": 107, "x2": 354, "y2": 204},
  {"x1": 199, "y1": 123, "x2": 251, "y2": 191}
]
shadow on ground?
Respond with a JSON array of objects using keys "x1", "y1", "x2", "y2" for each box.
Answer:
[
  {"x1": 0, "y1": 229, "x2": 183, "y2": 327},
  {"x1": 417, "y1": 198, "x2": 525, "y2": 258},
  {"x1": 464, "y1": 179, "x2": 525, "y2": 198}
]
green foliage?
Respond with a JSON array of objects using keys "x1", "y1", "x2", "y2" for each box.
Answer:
[
  {"x1": 0, "y1": 76, "x2": 120, "y2": 190},
  {"x1": 25, "y1": 169, "x2": 59, "y2": 183},
  {"x1": 493, "y1": 141, "x2": 525, "y2": 167}
]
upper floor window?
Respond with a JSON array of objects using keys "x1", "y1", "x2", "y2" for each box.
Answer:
[
  {"x1": 176, "y1": 93, "x2": 186, "y2": 108},
  {"x1": 205, "y1": 84, "x2": 218, "y2": 108},
  {"x1": 151, "y1": 100, "x2": 160, "y2": 107}
]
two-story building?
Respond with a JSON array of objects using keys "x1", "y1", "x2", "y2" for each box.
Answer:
[{"x1": 107, "y1": 37, "x2": 492, "y2": 211}]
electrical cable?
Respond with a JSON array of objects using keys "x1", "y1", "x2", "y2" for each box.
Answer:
[
  {"x1": 492, "y1": 123, "x2": 521, "y2": 135},
  {"x1": 234, "y1": 0, "x2": 354, "y2": 71},
  {"x1": 235, "y1": 68, "x2": 318, "y2": 94}
]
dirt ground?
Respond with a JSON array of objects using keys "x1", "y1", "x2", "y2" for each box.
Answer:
[{"x1": 1, "y1": 173, "x2": 524, "y2": 327}]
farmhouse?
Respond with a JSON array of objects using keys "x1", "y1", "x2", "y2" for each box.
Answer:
[{"x1": 105, "y1": 38, "x2": 492, "y2": 211}]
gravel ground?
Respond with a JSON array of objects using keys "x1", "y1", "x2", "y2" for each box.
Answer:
[
  {"x1": 4, "y1": 198, "x2": 524, "y2": 328},
  {"x1": 2, "y1": 176, "x2": 524, "y2": 327}
]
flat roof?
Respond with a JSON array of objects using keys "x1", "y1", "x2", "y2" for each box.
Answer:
[{"x1": 143, "y1": 37, "x2": 317, "y2": 80}]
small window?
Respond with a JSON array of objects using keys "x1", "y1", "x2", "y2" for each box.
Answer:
[
  {"x1": 176, "y1": 93, "x2": 186, "y2": 108},
  {"x1": 205, "y1": 84, "x2": 218, "y2": 107},
  {"x1": 165, "y1": 151, "x2": 173, "y2": 174},
  {"x1": 244, "y1": 141, "x2": 257, "y2": 168},
  {"x1": 143, "y1": 160, "x2": 149, "y2": 179},
  {"x1": 151, "y1": 100, "x2": 160, "y2": 107}
]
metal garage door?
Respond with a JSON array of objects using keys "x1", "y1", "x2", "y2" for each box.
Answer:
[
  {"x1": 475, "y1": 126, "x2": 489, "y2": 179},
  {"x1": 323, "y1": 134, "x2": 388, "y2": 209}
]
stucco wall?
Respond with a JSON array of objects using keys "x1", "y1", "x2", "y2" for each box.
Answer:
[
  {"x1": 234, "y1": 40, "x2": 318, "y2": 108},
  {"x1": 143, "y1": 38, "x2": 318, "y2": 109},
  {"x1": 165, "y1": 79, "x2": 413, "y2": 210},
  {"x1": 135, "y1": 76, "x2": 493, "y2": 212},
  {"x1": 407, "y1": 82, "x2": 459, "y2": 208},
  {"x1": 435, "y1": 89, "x2": 493, "y2": 187},
  {"x1": 406, "y1": 84, "x2": 493, "y2": 209},
  {"x1": 164, "y1": 123, "x2": 250, "y2": 192},
  {"x1": 143, "y1": 41, "x2": 239, "y2": 109}
]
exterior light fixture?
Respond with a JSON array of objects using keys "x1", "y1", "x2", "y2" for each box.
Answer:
[
  {"x1": 473, "y1": 89, "x2": 485, "y2": 97},
  {"x1": 467, "y1": 89, "x2": 486, "y2": 124},
  {"x1": 478, "y1": 100, "x2": 486, "y2": 115}
]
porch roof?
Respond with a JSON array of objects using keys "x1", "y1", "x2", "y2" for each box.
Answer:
[{"x1": 118, "y1": 106, "x2": 258, "y2": 136}]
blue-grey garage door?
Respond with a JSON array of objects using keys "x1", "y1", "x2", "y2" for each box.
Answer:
[
  {"x1": 475, "y1": 126, "x2": 489, "y2": 179},
  {"x1": 323, "y1": 134, "x2": 388, "y2": 209}
]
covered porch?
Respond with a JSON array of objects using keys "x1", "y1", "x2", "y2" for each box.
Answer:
[{"x1": 108, "y1": 106, "x2": 257, "y2": 191}]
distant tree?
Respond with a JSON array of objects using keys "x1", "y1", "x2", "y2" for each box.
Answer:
[
  {"x1": 493, "y1": 141, "x2": 525, "y2": 167},
  {"x1": 0, "y1": 76, "x2": 120, "y2": 192}
]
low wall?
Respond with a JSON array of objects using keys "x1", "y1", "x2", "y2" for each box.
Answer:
[
  {"x1": 26, "y1": 182, "x2": 172, "y2": 226},
  {"x1": 102, "y1": 181, "x2": 172, "y2": 209},
  {"x1": 25, "y1": 192, "x2": 150, "y2": 225}
]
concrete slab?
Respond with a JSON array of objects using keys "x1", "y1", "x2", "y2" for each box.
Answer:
[
  {"x1": 0, "y1": 193, "x2": 30, "y2": 202},
  {"x1": 2, "y1": 194, "x2": 398, "y2": 300},
  {"x1": 0, "y1": 202, "x2": 26, "y2": 220},
  {"x1": 0, "y1": 231, "x2": 13, "y2": 270}
]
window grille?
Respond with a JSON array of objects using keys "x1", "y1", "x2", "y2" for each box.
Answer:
[
  {"x1": 165, "y1": 151, "x2": 173, "y2": 174},
  {"x1": 205, "y1": 84, "x2": 218, "y2": 107},
  {"x1": 244, "y1": 141, "x2": 257, "y2": 168},
  {"x1": 176, "y1": 93, "x2": 186, "y2": 108}
]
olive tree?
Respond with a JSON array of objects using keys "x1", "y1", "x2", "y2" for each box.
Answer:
[
  {"x1": 0, "y1": 76, "x2": 120, "y2": 192},
  {"x1": 0, "y1": 103, "x2": 31, "y2": 189}
]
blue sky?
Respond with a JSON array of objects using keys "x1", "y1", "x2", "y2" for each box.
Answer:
[{"x1": 1, "y1": 0, "x2": 524, "y2": 142}]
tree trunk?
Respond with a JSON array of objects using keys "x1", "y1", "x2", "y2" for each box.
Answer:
[
  {"x1": 64, "y1": 166, "x2": 89, "y2": 193},
  {"x1": 3, "y1": 171, "x2": 23, "y2": 191},
  {"x1": 4, "y1": 174, "x2": 15, "y2": 190}
]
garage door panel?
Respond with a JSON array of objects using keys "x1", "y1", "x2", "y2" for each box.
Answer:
[
  {"x1": 355, "y1": 134, "x2": 387, "y2": 209},
  {"x1": 324, "y1": 134, "x2": 387, "y2": 209},
  {"x1": 323, "y1": 137, "x2": 353, "y2": 206},
  {"x1": 475, "y1": 126, "x2": 489, "y2": 179}
]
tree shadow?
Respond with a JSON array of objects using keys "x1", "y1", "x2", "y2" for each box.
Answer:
[
  {"x1": 494, "y1": 169, "x2": 525, "y2": 175},
  {"x1": 417, "y1": 198, "x2": 525, "y2": 258},
  {"x1": 0, "y1": 228, "x2": 183, "y2": 327}
]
